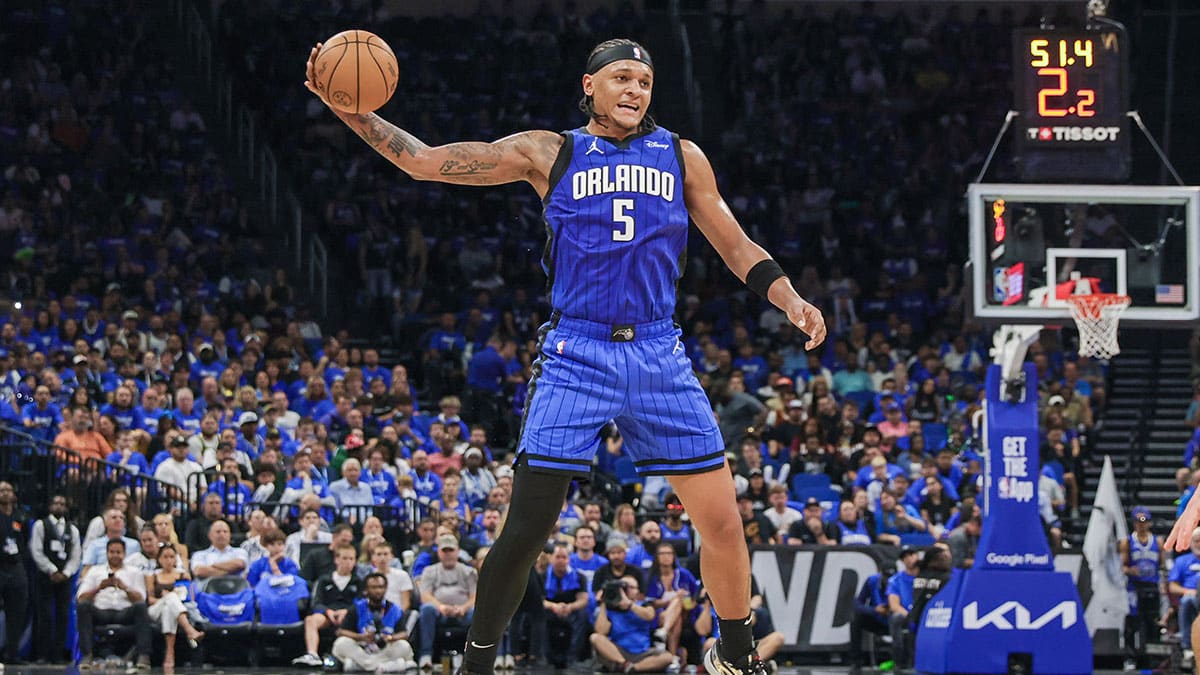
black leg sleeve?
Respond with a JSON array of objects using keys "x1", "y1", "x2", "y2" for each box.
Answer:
[{"x1": 463, "y1": 459, "x2": 572, "y2": 673}]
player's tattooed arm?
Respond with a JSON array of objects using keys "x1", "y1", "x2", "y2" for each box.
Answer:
[
  {"x1": 306, "y1": 45, "x2": 560, "y2": 193},
  {"x1": 338, "y1": 112, "x2": 562, "y2": 194}
]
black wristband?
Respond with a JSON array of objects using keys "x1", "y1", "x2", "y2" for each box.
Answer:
[{"x1": 746, "y1": 259, "x2": 786, "y2": 299}]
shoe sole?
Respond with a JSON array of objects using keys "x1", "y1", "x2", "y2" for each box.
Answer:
[{"x1": 702, "y1": 646, "x2": 739, "y2": 675}]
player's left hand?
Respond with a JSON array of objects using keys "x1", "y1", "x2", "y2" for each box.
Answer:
[
  {"x1": 304, "y1": 43, "x2": 332, "y2": 108},
  {"x1": 786, "y1": 299, "x2": 826, "y2": 351},
  {"x1": 1167, "y1": 490, "x2": 1200, "y2": 551}
]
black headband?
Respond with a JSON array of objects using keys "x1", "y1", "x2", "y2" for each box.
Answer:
[{"x1": 585, "y1": 43, "x2": 653, "y2": 75}]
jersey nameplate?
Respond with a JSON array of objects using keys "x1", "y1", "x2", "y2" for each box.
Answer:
[{"x1": 571, "y1": 165, "x2": 676, "y2": 202}]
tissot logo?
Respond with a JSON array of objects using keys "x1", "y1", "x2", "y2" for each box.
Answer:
[
  {"x1": 962, "y1": 600, "x2": 1077, "y2": 630},
  {"x1": 1028, "y1": 126, "x2": 1122, "y2": 142}
]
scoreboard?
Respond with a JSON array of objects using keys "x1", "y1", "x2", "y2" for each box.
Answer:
[{"x1": 1013, "y1": 27, "x2": 1130, "y2": 182}]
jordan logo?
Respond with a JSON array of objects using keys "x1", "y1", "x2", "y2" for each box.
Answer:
[{"x1": 586, "y1": 138, "x2": 605, "y2": 156}]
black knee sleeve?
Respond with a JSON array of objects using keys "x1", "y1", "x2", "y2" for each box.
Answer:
[{"x1": 464, "y1": 458, "x2": 574, "y2": 672}]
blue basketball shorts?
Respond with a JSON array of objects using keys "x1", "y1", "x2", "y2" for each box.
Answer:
[{"x1": 517, "y1": 313, "x2": 727, "y2": 478}]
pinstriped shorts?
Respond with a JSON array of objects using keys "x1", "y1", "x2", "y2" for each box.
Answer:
[{"x1": 517, "y1": 314, "x2": 726, "y2": 478}]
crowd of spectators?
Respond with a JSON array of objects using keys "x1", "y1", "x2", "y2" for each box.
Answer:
[{"x1": 0, "y1": 0, "x2": 1127, "y2": 671}]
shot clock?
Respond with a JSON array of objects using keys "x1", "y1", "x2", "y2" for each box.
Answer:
[{"x1": 1013, "y1": 27, "x2": 1131, "y2": 182}]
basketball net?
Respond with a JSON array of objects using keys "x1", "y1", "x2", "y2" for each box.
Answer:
[{"x1": 1065, "y1": 293, "x2": 1130, "y2": 359}]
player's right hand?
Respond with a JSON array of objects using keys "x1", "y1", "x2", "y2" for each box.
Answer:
[
  {"x1": 304, "y1": 43, "x2": 331, "y2": 107},
  {"x1": 1167, "y1": 490, "x2": 1200, "y2": 551},
  {"x1": 786, "y1": 298, "x2": 827, "y2": 351}
]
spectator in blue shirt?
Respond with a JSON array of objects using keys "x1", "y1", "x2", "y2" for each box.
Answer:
[
  {"x1": 189, "y1": 343, "x2": 224, "y2": 387},
  {"x1": 1169, "y1": 527, "x2": 1200, "y2": 655},
  {"x1": 172, "y1": 387, "x2": 203, "y2": 434},
  {"x1": 205, "y1": 458, "x2": 254, "y2": 518},
  {"x1": 0, "y1": 397, "x2": 17, "y2": 426},
  {"x1": 850, "y1": 572, "x2": 890, "y2": 669},
  {"x1": 133, "y1": 388, "x2": 166, "y2": 436},
  {"x1": 623, "y1": 522, "x2": 661, "y2": 574},
  {"x1": 293, "y1": 377, "x2": 334, "y2": 421},
  {"x1": 362, "y1": 448, "x2": 402, "y2": 508},
  {"x1": 318, "y1": 395, "x2": 352, "y2": 445},
  {"x1": 100, "y1": 385, "x2": 139, "y2": 431},
  {"x1": 247, "y1": 528, "x2": 300, "y2": 587},
  {"x1": 466, "y1": 337, "x2": 509, "y2": 394},
  {"x1": 911, "y1": 459, "x2": 961, "y2": 505},
  {"x1": 409, "y1": 450, "x2": 443, "y2": 507},
  {"x1": 283, "y1": 449, "x2": 334, "y2": 508},
  {"x1": 887, "y1": 546, "x2": 921, "y2": 667},
  {"x1": 934, "y1": 448, "x2": 965, "y2": 491},
  {"x1": 732, "y1": 342, "x2": 768, "y2": 392},
  {"x1": 876, "y1": 489, "x2": 928, "y2": 547},
  {"x1": 360, "y1": 349, "x2": 391, "y2": 390},
  {"x1": 235, "y1": 412, "x2": 264, "y2": 460},
  {"x1": 105, "y1": 429, "x2": 151, "y2": 480},
  {"x1": 426, "y1": 313, "x2": 467, "y2": 357},
  {"x1": 21, "y1": 385, "x2": 62, "y2": 443}
]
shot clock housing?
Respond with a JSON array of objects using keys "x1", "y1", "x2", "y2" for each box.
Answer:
[{"x1": 1012, "y1": 26, "x2": 1130, "y2": 182}]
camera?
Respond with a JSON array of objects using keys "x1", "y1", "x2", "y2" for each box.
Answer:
[{"x1": 601, "y1": 580, "x2": 626, "y2": 610}]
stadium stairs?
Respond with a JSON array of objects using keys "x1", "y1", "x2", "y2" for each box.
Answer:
[
  {"x1": 154, "y1": 1, "x2": 342, "y2": 325},
  {"x1": 1074, "y1": 334, "x2": 1193, "y2": 545}
]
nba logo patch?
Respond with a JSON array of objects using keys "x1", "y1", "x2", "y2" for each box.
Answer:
[
  {"x1": 556, "y1": 340, "x2": 566, "y2": 354},
  {"x1": 992, "y1": 267, "x2": 1007, "y2": 304},
  {"x1": 633, "y1": 47, "x2": 642, "y2": 59}
]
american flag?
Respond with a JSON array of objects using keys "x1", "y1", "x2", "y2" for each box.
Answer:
[{"x1": 1156, "y1": 284, "x2": 1184, "y2": 304}]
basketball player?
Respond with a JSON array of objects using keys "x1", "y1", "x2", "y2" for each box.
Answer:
[{"x1": 305, "y1": 38, "x2": 826, "y2": 675}]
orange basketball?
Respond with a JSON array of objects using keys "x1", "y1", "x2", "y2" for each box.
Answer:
[{"x1": 313, "y1": 30, "x2": 399, "y2": 114}]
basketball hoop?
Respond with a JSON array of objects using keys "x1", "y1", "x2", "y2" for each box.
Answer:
[{"x1": 1066, "y1": 293, "x2": 1131, "y2": 359}]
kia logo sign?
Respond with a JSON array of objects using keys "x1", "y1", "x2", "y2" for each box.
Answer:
[{"x1": 962, "y1": 600, "x2": 1077, "y2": 630}]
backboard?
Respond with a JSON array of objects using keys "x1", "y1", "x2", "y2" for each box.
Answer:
[{"x1": 967, "y1": 183, "x2": 1199, "y2": 326}]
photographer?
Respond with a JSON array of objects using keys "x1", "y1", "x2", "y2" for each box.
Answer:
[
  {"x1": 590, "y1": 576, "x2": 677, "y2": 673},
  {"x1": 331, "y1": 572, "x2": 415, "y2": 672}
]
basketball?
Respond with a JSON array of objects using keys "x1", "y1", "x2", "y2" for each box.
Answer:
[{"x1": 313, "y1": 30, "x2": 398, "y2": 114}]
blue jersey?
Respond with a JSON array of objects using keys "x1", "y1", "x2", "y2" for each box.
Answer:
[
  {"x1": 542, "y1": 127, "x2": 687, "y2": 323},
  {"x1": 1127, "y1": 533, "x2": 1159, "y2": 583}
]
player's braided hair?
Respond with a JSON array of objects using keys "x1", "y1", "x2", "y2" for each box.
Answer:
[{"x1": 578, "y1": 38, "x2": 657, "y2": 133}]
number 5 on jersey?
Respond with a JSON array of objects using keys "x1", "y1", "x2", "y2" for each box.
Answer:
[{"x1": 612, "y1": 199, "x2": 635, "y2": 241}]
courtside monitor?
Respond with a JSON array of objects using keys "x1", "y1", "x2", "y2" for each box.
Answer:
[{"x1": 967, "y1": 183, "x2": 1199, "y2": 326}]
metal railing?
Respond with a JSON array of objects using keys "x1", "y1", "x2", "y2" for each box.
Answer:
[
  {"x1": 309, "y1": 234, "x2": 329, "y2": 317},
  {"x1": 242, "y1": 499, "x2": 417, "y2": 541},
  {"x1": 0, "y1": 425, "x2": 82, "y2": 518},
  {"x1": 669, "y1": 0, "x2": 704, "y2": 136},
  {"x1": 166, "y1": 0, "x2": 326, "y2": 317},
  {"x1": 0, "y1": 425, "x2": 182, "y2": 525},
  {"x1": 80, "y1": 457, "x2": 184, "y2": 524}
]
